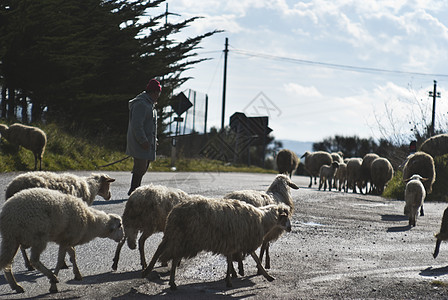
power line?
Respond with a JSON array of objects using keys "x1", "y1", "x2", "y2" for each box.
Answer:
[{"x1": 230, "y1": 48, "x2": 448, "y2": 78}]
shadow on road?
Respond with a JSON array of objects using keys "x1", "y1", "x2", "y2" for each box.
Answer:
[{"x1": 419, "y1": 265, "x2": 448, "y2": 277}]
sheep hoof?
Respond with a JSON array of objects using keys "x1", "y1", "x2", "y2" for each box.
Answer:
[
  {"x1": 111, "y1": 262, "x2": 118, "y2": 271},
  {"x1": 169, "y1": 283, "x2": 177, "y2": 290},
  {"x1": 49, "y1": 285, "x2": 58, "y2": 293},
  {"x1": 14, "y1": 285, "x2": 25, "y2": 293},
  {"x1": 74, "y1": 274, "x2": 82, "y2": 281}
]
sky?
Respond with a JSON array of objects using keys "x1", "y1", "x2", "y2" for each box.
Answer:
[{"x1": 151, "y1": 0, "x2": 448, "y2": 144}]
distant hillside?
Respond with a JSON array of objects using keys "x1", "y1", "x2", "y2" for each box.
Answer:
[{"x1": 277, "y1": 140, "x2": 313, "y2": 156}]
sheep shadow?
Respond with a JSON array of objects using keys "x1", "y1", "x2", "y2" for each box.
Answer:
[
  {"x1": 381, "y1": 214, "x2": 408, "y2": 222},
  {"x1": 93, "y1": 199, "x2": 127, "y2": 206},
  {"x1": 140, "y1": 271, "x2": 260, "y2": 299},
  {"x1": 419, "y1": 265, "x2": 448, "y2": 277},
  {"x1": 65, "y1": 269, "x2": 142, "y2": 285},
  {"x1": 0, "y1": 270, "x2": 47, "y2": 298}
]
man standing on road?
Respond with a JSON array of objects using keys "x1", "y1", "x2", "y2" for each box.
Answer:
[{"x1": 126, "y1": 78, "x2": 161, "y2": 195}]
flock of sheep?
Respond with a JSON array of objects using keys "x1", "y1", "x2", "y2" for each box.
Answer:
[
  {"x1": 0, "y1": 170, "x2": 297, "y2": 293},
  {"x1": 2, "y1": 122, "x2": 448, "y2": 294}
]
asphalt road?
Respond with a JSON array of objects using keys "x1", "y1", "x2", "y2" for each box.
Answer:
[{"x1": 0, "y1": 171, "x2": 447, "y2": 299}]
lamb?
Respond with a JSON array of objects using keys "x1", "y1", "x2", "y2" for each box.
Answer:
[
  {"x1": 141, "y1": 198, "x2": 292, "y2": 290},
  {"x1": 112, "y1": 184, "x2": 190, "y2": 271},
  {"x1": 331, "y1": 152, "x2": 344, "y2": 188},
  {"x1": 0, "y1": 188, "x2": 123, "y2": 293},
  {"x1": 223, "y1": 174, "x2": 298, "y2": 272},
  {"x1": 420, "y1": 133, "x2": 448, "y2": 158},
  {"x1": 301, "y1": 151, "x2": 332, "y2": 188},
  {"x1": 433, "y1": 206, "x2": 448, "y2": 258},
  {"x1": 0, "y1": 123, "x2": 47, "y2": 170},
  {"x1": 402, "y1": 151, "x2": 436, "y2": 194},
  {"x1": 318, "y1": 161, "x2": 339, "y2": 191},
  {"x1": 276, "y1": 149, "x2": 299, "y2": 178},
  {"x1": 334, "y1": 162, "x2": 347, "y2": 192},
  {"x1": 403, "y1": 174, "x2": 427, "y2": 227},
  {"x1": 360, "y1": 153, "x2": 380, "y2": 194},
  {"x1": 370, "y1": 157, "x2": 394, "y2": 195},
  {"x1": 346, "y1": 158, "x2": 363, "y2": 193},
  {"x1": 5, "y1": 171, "x2": 116, "y2": 271}
]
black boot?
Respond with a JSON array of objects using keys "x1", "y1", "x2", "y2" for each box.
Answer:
[{"x1": 128, "y1": 174, "x2": 143, "y2": 196}]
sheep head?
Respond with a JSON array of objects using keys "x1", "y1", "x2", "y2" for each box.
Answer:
[
  {"x1": 107, "y1": 214, "x2": 124, "y2": 242},
  {"x1": 277, "y1": 204, "x2": 292, "y2": 232},
  {"x1": 96, "y1": 174, "x2": 116, "y2": 200},
  {"x1": 404, "y1": 174, "x2": 428, "y2": 183}
]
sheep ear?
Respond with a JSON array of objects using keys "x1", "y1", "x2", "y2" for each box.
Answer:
[
  {"x1": 403, "y1": 178, "x2": 411, "y2": 183},
  {"x1": 103, "y1": 175, "x2": 116, "y2": 183},
  {"x1": 288, "y1": 181, "x2": 299, "y2": 190},
  {"x1": 421, "y1": 177, "x2": 429, "y2": 182}
]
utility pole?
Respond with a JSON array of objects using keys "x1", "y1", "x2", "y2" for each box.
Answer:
[
  {"x1": 429, "y1": 80, "x2": 441, "y2": 136},
  {"x1": 221, "y1": 37, "x2": 229, "y2": 131}
]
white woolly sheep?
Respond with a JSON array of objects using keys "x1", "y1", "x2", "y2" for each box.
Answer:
[
  {"x1": 318, "y1": 161, "x2": 339, "y2": 191},
  {"x1": 301, "y1": 151, "x2": 333, "y2": 188},
  {"x1": 5, "y1": 171, "x2": 116, "y2": 271},
  {"x1": 334, "y1": 162, "x2": 347, "y2": 192},
  {"x1": 403, "y1": 174, "x2": 428, "y2": 227},
  {"x1": 142, "y1": 198, "x2": 292, "y2": 290},
  {"x1": 346, "y1": 158, "x2": 363, "y2": 193},
  {"x1": 223, "y1": 174, "x2": 298, "y2": 273},
  {"x1": 276, "y1": 149, "x2": 299, "y2": 178},
  {"x1": 112, "y1": 184, "x2": 190, "y2": 271},
  {"x1": 370, "y1": 157, "x2": 394, "y2": 195},
  {"x1": 0, "y1": 123, "x2": 47, "y2": 170},
  {"x1": 402, "y1": 151, "x2": 436, "y2": 194},
  {"x1": 420, "y1": 133, "x2": 448, "y2": 158},
  {"x1": 0, "y1": 188, "x2": 123, "y2": 293},
  {"x1": 433, "y1": 206, "x2": 448, "y2": 258},
  {"x1": 331, "y1": 152, "x2": 344, "y2": 188},
  {"x1": 360, "y1": 153, "x2": 380, "y2": 194}
]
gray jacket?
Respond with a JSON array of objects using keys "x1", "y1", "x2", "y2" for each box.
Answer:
[{"x1": 126, "y1": 92, "x2": 157, "y2": 160}]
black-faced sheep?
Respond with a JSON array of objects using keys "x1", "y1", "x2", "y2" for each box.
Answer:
[
  {"x1": 141, "y1": 198, "x2": 292, "y2": 290},
  {"x1": 0, "y1": 123, "x2": 47, "y2": 170},
  {"x1": 112, "y1": 184, "x2": 189, "y2": 271},
  {"x1": 318, "y1": 161, "x2": 339, "y2": 191},
  {"x1": 370, "y1": 157, "x2": 394, "y2": 195},
  {"x1": 403, "y1": 174, "x2": 427, "y2": 227},
  {"x1": 301, "y1": 151, "x2": 332, "y2": 188},
  {"x1": 402, "y1": 151, "x2": 436, "y2": 194},
  {"x1": 0, "y1": 188, "x2": 123, "y2": 293},
  {"x1": 346, "y1": 158, "x2": 363, "y2": 193},
  {"x1": 433, "y1": 206, "x2": 448, "y2": 258},
  {"x1": 420, "y1": 133, "x2": 448, "y2": 158},
  {"x1": 276, "y1": 149, "x2": 299, "y2": 178},
  {"x1": 335, "y1": 162, "x2": 347, "y2": 192},
  {"x1": 5, "y1": 171, "x2": 115, "y2": 271},
  {"x1": 360, "y1": 153, "x2": 380, "y2": 194},
  {"x1": 223, "y1": 174, "x2": 298, "y2": 273}
]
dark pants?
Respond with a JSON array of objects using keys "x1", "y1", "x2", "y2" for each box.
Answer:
[{"x1": 128, "y1": 157, "x2": 150, "y2": 195}]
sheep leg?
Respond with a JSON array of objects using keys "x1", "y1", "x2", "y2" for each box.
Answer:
[
  {"x1": 250, "y1": 251, "x2": 274, "y2": 282},
  {"x1": 1, "y1": 241, "x2": 24, "y2": 293},
  {"x1": 138, "y1": 232, "x2": 150, "y2": 269},
  {"x1": 112, "y1": 237, "x2": 126, "y2": 271},
  {"x1": 169, "y1": 257, "x2": 181, "y2": 290},
  {"x1": 66, "y1": 247, "x2": 82, "y2": 281},
  {"x1": 225, "y1": 256, "x2": 234, "y2": 287},
  {"x1": 30, "y1": 246, "x2": 59, "y2": 293},
  {"x1": 4, "y1": 266, "x2": 24, "y2": 293},
  {"x1": 434, "y1": 239, "x2": 442, "y2": 258},
  {"x1": 308, "y1": 176, "x2": 312, "y2": 188},
  {"x1": 420, "y1": 205, "x2": 425, "y2": 216},
  {"x1": 142, "y1": 239, "x2": 166, "y2": 278},
  {"x1": 20, "y1": 246, "x2": 34, "y2": 271}
]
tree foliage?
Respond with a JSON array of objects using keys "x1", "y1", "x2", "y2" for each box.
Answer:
[{"x1": 0, "y1": 0, "x2": 220, "y2": 147}]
